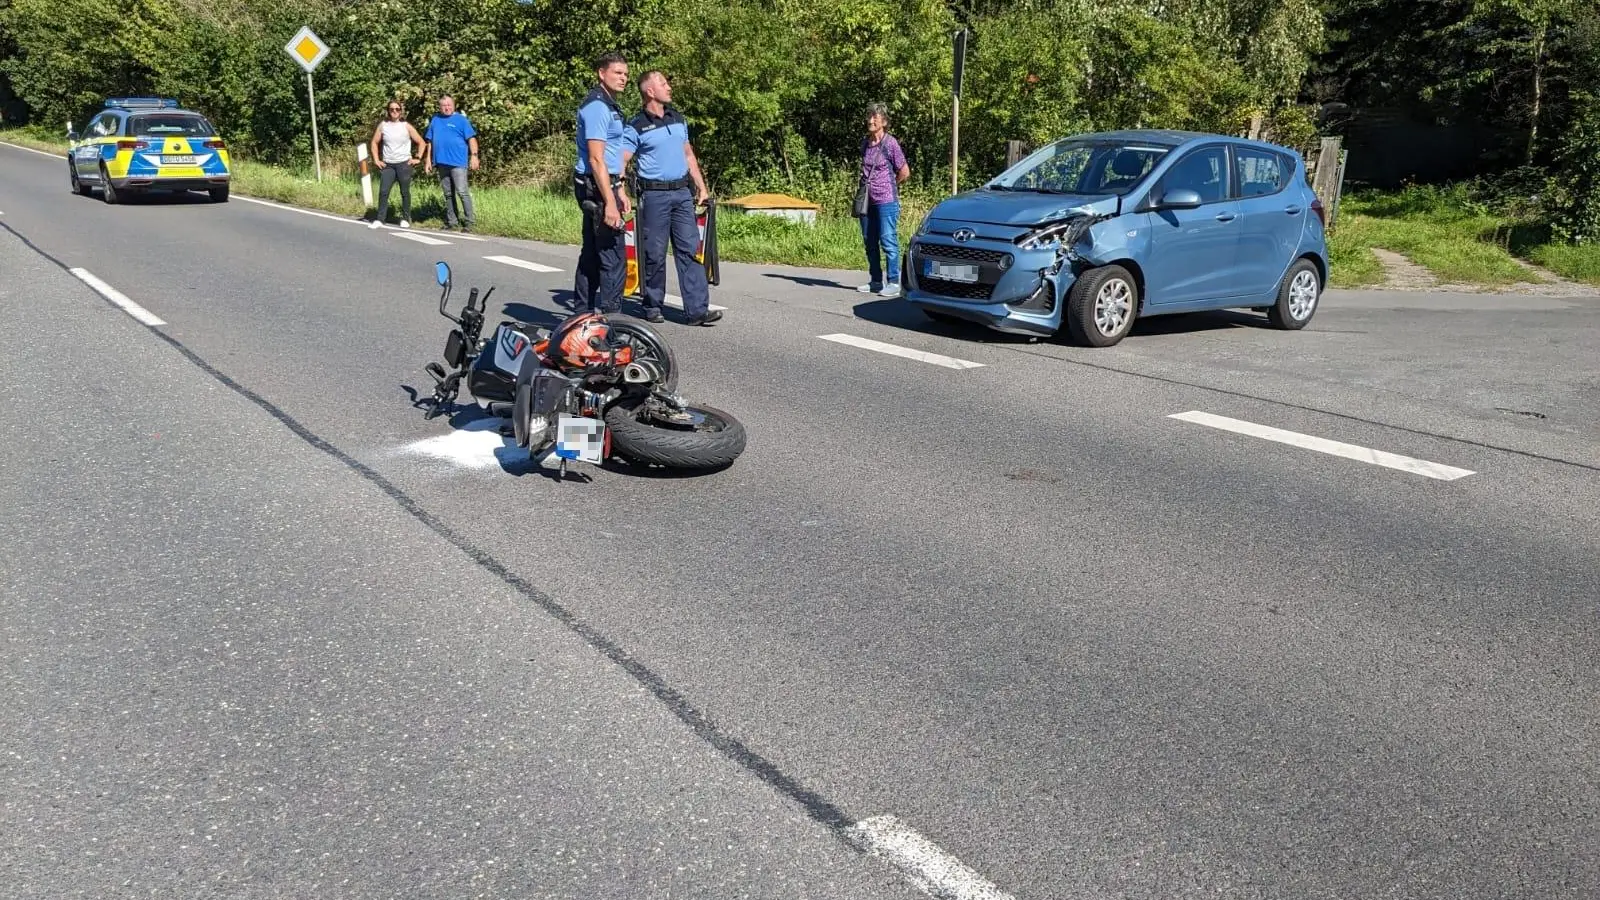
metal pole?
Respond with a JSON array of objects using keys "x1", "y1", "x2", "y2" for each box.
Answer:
[
  {"x1": 950, "y1": 93, "x2": 960, "y2": 196},
  {"x1": 307, "y1": 71, "x2": 322, "y2": 182}
]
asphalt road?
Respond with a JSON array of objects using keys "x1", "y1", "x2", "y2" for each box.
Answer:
[{"x1": 2, "y1": 141, "x2": 1597, "y2": 900}]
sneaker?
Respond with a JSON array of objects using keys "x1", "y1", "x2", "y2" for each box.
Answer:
[
  {"x1": 399, "y1": 219, "x2": 411, "y2": 229},
  {"x1": 642, "y1": 308, "x2": 665, "y2": 324},
  {"x1": 856, "y1": 283, "x2": 880, "y2": 293},
  {"x1": 879, "y1": 283, "x2": 902, "y2": 298},
  {"x1": 368, "y1": 219, "x2": 381, "y2": 229}
]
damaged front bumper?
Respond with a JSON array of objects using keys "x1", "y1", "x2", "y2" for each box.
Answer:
[{"x1": 905, "y1": 214, "x2": 1109, "y2": 337}]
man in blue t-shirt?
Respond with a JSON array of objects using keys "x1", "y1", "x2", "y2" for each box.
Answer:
[
  {"x1": 622, "y1": 71, "x2": 717, "y2": 325},
  {"x1": 423, "y1": 95, "x2": 479, "y2": 232},
  {"x1": 572, "y1": 52, "x2": 633, "y2": 314}
]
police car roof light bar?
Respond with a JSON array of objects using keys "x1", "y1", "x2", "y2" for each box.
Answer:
[{"x1": 104, "y1": 97, "x2": 179, "y2": 109}]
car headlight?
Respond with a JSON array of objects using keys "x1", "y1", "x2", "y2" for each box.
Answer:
[
  {"x1": 1014, "y1": 221, "x2": 1072, "y2": 252},
  {"x1": 915, "y1": 211, "x2": 933, "y2": 236}
]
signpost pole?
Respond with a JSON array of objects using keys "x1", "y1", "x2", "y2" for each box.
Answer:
[
  {"x1": 307, "y1": 71, "x2": 322, "y2": 182},
  {"x1": 950, "y1": 29, "x2": 967, "y2": 196}
]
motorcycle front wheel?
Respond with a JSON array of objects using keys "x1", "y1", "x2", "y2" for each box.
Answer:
[{"x1": 603, "y1": 396, "x2": 746, "y2": 470}]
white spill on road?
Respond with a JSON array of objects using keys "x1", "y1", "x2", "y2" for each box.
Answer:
[
  {"x1": 396, "y1": 418, "x2": 519, "y2": 470},
  {"x1": 485, "y1": 254, "x2": 561, "y2": 273},
  {"x1": 818, "y1": 333, "x2": 985, "y2": 370},
  {"x1": 1169, "y1": 410, "x2": 1477, "y2": 480},
  {"x1": 69, "y1": 268, "x2": 167, "y2": 327},
  {"x1": 845, "y1": 815, "x2": 1016, "y2": 900}
]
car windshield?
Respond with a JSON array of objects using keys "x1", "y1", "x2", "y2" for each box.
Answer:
[
  {"x1": 989, "y1": 140, "x2": 1172, "y2": 195},
  {"x1": 126, "y1": 114, "x2": 215, "y2": 137}
]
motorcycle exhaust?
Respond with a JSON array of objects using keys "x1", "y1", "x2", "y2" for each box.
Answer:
[{"x1": 623, "y1": 360, "x2": 664, "y2": 384}]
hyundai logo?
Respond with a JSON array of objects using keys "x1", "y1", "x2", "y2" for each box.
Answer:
[{"x1": 952, "y1": 228, "x2": 976, "y2": 243}]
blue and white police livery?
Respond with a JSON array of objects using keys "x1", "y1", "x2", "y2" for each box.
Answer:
[{"x1": 623, "y1": 104, "x2": 712, "y2": 321}]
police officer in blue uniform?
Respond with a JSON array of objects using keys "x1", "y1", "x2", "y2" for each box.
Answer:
[
  {"x1": 622, "y1": 71, "x2": 719, "y2": 326},
  {"x1": 573, "y1": 52, "x2": 633, "y2": 314}
]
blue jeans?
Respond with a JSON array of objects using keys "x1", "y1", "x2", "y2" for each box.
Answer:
[{"x1": 860, "y1": 201, "x2": 901, "y2": 290}]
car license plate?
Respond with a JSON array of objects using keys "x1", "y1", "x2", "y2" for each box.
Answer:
[
  {"x1": 555, "y1": 414, "x2": 605, "y2": 463},
  {"x1": 923, "y1": 258, "x2": 980, "y2": 283},
  {"x1": 161, "y1": 154, "x2": 196, "y2": 165}
]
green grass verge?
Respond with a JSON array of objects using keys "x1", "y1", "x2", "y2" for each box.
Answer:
[{"x1": 10, "y1": 125, "x2": 1596, "y2": 288}]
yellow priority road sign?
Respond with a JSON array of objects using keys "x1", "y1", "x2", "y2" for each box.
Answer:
[{"x1": 284, "y1": 26, "x2": 329, "y2": 74}]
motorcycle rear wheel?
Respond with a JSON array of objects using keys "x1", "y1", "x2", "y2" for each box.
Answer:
[
  {"x1": 603, "y1": 397, "x2": 746, "y2": 470},
  {"x1": 607, "y1": 318, "x2": 677, "y2": 393}
]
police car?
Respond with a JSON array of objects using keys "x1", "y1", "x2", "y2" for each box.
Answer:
[{"x1": 67, "y1": 98, "x2": 231, "y2": 204}]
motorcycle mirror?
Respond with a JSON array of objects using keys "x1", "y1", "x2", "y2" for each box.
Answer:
[{"x1": 434, "y1": 261, "x2": 451, "y2": 287}]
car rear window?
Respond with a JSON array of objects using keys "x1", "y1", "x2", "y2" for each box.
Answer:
[{"x1": 127, "y1": 114, "x2": 215, "y2": 137}]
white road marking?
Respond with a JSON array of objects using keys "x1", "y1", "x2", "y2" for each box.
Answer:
[
  {"x1": 235, "y1": 195, "x2": 364, "y2": 225},
  {"x1": 818, "y1": 333, "x2": 985, "y2": 370},
  {"x1": 485, "y1": 254, "x2": 561, "y2": 273},
  {"x1": 393, "y1": 232, "x2": 451, "y2": 246},
  {"x1": 69, "y1": 268, "x2": 167, "y2": 327},
  {"x1": 1169, "y1": 410, "x2": 1477, "y2": 481},
  {"x1": 845, "y1": 815, "x2": 1016, "y2": 900},
  {"x1": 0, "y1": 140, "x2": 60, "y2": 158},
  {"x1": 662, "y1": 293, "x2": 728, "y2": 313}
]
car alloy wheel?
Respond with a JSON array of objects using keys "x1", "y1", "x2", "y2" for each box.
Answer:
[
  {"x1": 1287, "y1": 268, "x2": 1318, "y2": 321},
  {"x1": 1094, "y1": 278, "x2": 1134, "y2": 336}
]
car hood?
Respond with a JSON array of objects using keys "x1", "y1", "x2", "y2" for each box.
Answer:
[{"x1": 927, "y1": 190, "x2": 1123, "y2": 227}]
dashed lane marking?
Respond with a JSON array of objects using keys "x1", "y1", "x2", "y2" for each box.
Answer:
[
  {"x1": 817, "y1": 333, "x2": 985, "y2": 370},
  {"x1": 70, "y1": 268, "x2": 166, "y2": 327},
  {"x1": 1169, "y1": 410, "x2": 1477, "y2": 481},
  {"x1": 485, "y1": 254, "x2": 561, "y2": 273}
]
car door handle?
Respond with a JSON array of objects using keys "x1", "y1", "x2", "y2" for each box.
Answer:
[
  {"x1": 1215, "y1": 212, "x2": 1236, "y2": 223},
  {"x1": 1285, "y1": 205, "x2": 1303, "y2": 215}
]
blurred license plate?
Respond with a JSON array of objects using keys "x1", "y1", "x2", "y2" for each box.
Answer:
[
  {"x1": 923, "y1": 259, "x2": 979, "y2": 283},
  {"x1": 555, "y1": 414, "x2": 605, "y2": 463},
  {"x1": 161, "y1": 155, "x2": 196, "y2": 165}
]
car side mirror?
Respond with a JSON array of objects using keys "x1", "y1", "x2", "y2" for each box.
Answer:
[{"x1": 1156, "y1": 188, "x2": 1202, "y2": 210}]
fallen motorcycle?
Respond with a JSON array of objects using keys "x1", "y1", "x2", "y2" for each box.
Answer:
[{"x1": 419, "y1": 261, "x2": 745, "y2": 477}]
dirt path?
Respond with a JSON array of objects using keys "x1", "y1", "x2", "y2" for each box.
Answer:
[{"x1": 1371, "y1": 248, "x2": 1597, "y2": 297}]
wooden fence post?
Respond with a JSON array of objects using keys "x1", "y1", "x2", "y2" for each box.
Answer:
[{"x1": 1006, "y1": 140, "x2": 1027, "y2": 168}]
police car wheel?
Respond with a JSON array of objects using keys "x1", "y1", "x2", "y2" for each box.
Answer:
[
  {"x1": 99, "y1": 166, "x2": 119, "y2": 205},
  {"x1": 209, "y1": 185, "x2": 229, "y2": 203}
]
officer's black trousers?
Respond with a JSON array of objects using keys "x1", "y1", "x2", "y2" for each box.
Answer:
[
  {"x1": 573, "y1": 177, "x2": 625, "y2": 313},
  {"x1": 638, "y1": 187, "x2": 710, "y2": 318}
]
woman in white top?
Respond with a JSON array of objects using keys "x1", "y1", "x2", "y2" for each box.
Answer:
[{"x1": 369, "y1": 101, "x2": 426, "y2": 228}]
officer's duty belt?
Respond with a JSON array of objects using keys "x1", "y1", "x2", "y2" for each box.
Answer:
[{"x1": 638, "y1": 176, "x2": 691, "y2": 191}]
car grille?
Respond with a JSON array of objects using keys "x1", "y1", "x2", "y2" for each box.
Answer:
[
  {"x1": 917, "y1": 278, "x2": 995, "y2": 301},
  {"x1": 915, "y1": 242, "x2": 1012, "y2": 266}
]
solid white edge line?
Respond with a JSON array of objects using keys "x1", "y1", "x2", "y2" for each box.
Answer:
[
  {"x1": 1169, "y1": 410, "x2": 1476, "y2": 481},
  {"x1": 393, "y1": 232, "x2": 452, "y2": 246},
  {"x1": 234, "y1": 195, "x2": 364, "y2": 225},
  {"x1": 484, "y1": 254, "x2": 562, "y2": 273},
  {"x1": 69, "y1": 268, "x2": 167, "y2": 327},
  {"x1": 845, "y1": 815, "x2": 1016, "y2": 900},
  {"x1": 0, "y1": 140, "x2": 60, "y2": 158},
  {"x1": 818, "y1": 333, "x2": 985, "y2": 370}
]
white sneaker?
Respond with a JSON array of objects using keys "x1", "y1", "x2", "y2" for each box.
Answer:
[
  {"x1": 368, "y1": 219, "x2": 381, "y2": 229},
  {"x1": 856, "y1": 283, "x2": 879, "y2": 293},
  {"x1": 879, "y1": 284, "x2": 902, "y2": 298},
  {"x1": 399, "y1": 219, "x2": 411, "y2": 229}
]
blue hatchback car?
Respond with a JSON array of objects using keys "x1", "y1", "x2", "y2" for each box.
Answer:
[{"x1": 904, "y1": 130, "x2": 1329, "y2": 347}]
